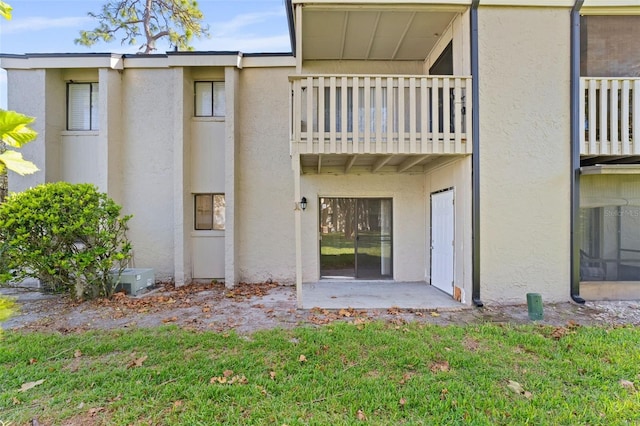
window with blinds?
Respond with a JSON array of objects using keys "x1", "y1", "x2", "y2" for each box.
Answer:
[
  {"x1": 67, "y1": 83, "x2": 99, "y2": 131},
  {"x1": 194, "y1": 81, "x2": 225, "y2": 117}
]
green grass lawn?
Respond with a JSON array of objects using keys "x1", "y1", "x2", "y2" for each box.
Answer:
[{"x1": 1, "y1": 322, "x2": 640, "y2": 425}]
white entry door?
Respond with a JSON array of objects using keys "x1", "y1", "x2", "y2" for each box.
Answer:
[{"x1": 431, "y1": 189, "x2": 454, "y2": 295}]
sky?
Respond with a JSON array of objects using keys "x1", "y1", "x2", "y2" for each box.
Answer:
[{"x1": 0, "y1": 0, "x2": 292, "y2": 108}]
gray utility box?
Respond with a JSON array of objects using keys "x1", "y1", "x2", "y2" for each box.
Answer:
[{"x1": 111, "y1": 268, "x2": 155, "y2": 295}]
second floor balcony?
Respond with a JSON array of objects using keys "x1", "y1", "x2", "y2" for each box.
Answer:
[
  {"x1": 581, "y1": 78, "x2": 640, "y2": 157},
  {"x1": 290, "y1": 74, "x2": 473, "y2": 156}
]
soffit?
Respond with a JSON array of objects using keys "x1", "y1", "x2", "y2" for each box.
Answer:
[{"x1": 301, "y1": 8, "x2": 458, "y2": 60}]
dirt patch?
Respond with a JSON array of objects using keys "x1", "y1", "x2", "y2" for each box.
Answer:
[{"x1": 3, "y1": 282, "x2": 640, "y2": 334}]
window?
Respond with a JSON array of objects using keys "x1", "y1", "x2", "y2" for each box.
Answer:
[
  {"x1": 67, "y1": 82, "x2": 99, "y2": 130},
  {"x1": 195, "y1": 194, "x2": 225, "y2": 230},
  {"x1": 195, "y1": 81, "x2": 225, "y2": 117}
]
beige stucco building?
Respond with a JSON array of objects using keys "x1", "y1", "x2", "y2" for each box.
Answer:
[{"x1": 2, "y1": 0, "x2": 640, "y2": 308}]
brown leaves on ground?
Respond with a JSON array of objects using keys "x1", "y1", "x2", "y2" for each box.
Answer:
[
  {"x1": 127, "y1": 354, "x2": 148, "y2": 369},
  {"x1": 308, "y1": 307, "x2": 370, "y2": 326},
  {"x1": 18, "y1": 379, "x2": 45, "y2": 392},
  {"x1": 210, "y1": 370, "x2": 248, "y2": 385},
  {"x1": 224, "y1": 281, "x2": 279, "y2": 300},
  {"x1": 507, "y1": 380, "x2": 533, "y2": 399},
  {"x1": 619, "y1": 379, "x2": 636, "y2": 391},
  {"x1": 429, "y1": 360, "x2": 450, "y2": 373},
  {"x1": 356, "y1": 409, "x2": 367, "y2": 421}
]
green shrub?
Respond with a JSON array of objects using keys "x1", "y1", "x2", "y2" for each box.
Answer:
[{"x1": 0, "y1": 182, "x2": 132, "y2": 299}]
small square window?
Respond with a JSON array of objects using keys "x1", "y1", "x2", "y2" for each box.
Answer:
[
  {"x1": 67, "y1": 82, "x2": 99, "y2": 130},
  {"x1": 195, "y1": 81, "x2": 225, "y2": 117},
  {"x1": 195, "y1": 194, "x2": 225, "y2": 230}
]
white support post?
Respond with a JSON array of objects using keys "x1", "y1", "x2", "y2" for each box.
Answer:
[{"x1": 293, "y1": 154, "x2": 303, "y2": 308}]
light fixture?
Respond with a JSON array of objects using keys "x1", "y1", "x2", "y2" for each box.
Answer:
[{"x1": 300, "y1": 197, "x2": 307, "y2": 211}]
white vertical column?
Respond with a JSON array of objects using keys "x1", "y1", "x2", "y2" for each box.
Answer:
[
  {"x1": 172, "y1": 67, "x2": 189, "y2": 286},
  {"x1": 293, "y1": 153, "x2": 303, "y2": 308},
  {"x1": 224, "y1": 67, "x2": 240, "y2": 288}
]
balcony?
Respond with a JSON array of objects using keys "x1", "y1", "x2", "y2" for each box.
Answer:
[
  {"x1": 581, "y1": 77, "x2": 640, "y2": 156},
  {"x1": 290, "y1": 74, "x2": 472, "y2": 156}
]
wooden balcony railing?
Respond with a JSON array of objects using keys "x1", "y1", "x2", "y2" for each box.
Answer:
[
  {"x1": 581, "y1": 77, "x2": 640, "y2": 155},
  {"x1": 290, "y1": 74, "x2": 472, "y2": 155}
]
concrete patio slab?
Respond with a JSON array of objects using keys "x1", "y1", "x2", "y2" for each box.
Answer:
[{"x1": 301, "y1": 280, "x2": 464, "y2": 310}]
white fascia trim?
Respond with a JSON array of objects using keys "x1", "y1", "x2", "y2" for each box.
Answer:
[
  {"x1": 581, "y1": 165, "x2": 640, "y2": 175},
  {"x1": 479, "y1": 0, "x2": 574, "y2": 6},
  {"x1": 293, "y1": 0, "x2": 471, "y2": 4},
  {"x1": 166, "y1": 54, "x2": 242, "y2": 68},
  {"x1": 122, "y1": 56, "x2": 170, "y2": 68},
  {"x1": 242, "y1": 56, "x2": 296, "y2": 68},
  {"x1": 0, "y1": 54, "x2": 124, "y2": 70}
]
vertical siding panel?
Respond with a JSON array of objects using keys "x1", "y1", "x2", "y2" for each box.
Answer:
[
  {"x1": 465, "y1": 77, "x2": 473, "y2": 153},
  {"x1": 318, "y1": 76, "x2": 325, "y2": 154},
  {"x1": 610, "y1": 80, "x2": 619, "y2": 155},
  {"x1": 442, "y1": 77, "x2": 451, "y2": 154},
  {"x1": 409, "y1": 77, "x2": 417, "y2": 154},
  {"x1": 306, "y1": 76, "x2": 314, "y2": 154},
  {"x1": 329, "y1": 76, "x2": 337, "y2": 153},
  {"x1": 599, "y1": 79, "x2": 609, "y2": 155},
  {"x1": 364, "y1": 77, "x2": 371, "y2": 153},
  {"x1": 454, "y1": 78, "x2": 462, "y2": 153},
  {"x1": 431, "y1": 77, "x2": 440, "y2": 153},
  {"x1": 352, "y1": 76, "x2": 359, "y2": 153},
  {"x1": 633, "y1": 80, "x2": 640, "y2": 155},
  {"x1": 420, "y1": 77, "x2": 429, "y2": 153},
  {"x1": 398, "y1": 77, "x2": 405, "y2": 154},
  {"x1": 579, "y1": 78, "x2": 586, "y2": 154},
  {"x1": 621, "y1": 79, "x2": 630, "y2": 155},
  {"x1": 375, "y1": 77, "x2": 383, "y2": 153},
  {"x1": 588, "y1": 79, "x2": 597, "y2": 155},
  {"x1": 387, "y1": 77, "x2": 394, "y2": 154},
  {"x1": 341, "y1": 76, "x2": 348, "y2": 153}
]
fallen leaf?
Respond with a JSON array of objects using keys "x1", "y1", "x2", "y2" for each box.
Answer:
[
  {"x1": 173, "y1": 400, "x2": 183, "y2": 408},
  {"x1": 223, "y1": 370, "x2": 234, "y2": 377},
  {"x1": 127, "y1": 355, "x2": 148, "y2": 369},
  {"x1": 440, "y1": 388, "x2": 449, "y2": 400},
  {"x1": 399, "y1": 397, "x2": 406, "y2": 407},
  {"x1": 74, "y1": 349, "x2": 82, "y2": 358},
  {"x1": 77, "y1": 402, "x2": 85, "y2": 409},
  {"x1": 29, "y1": 358, "x2": 38, "y2": 365},
  {"x1": 357, "y1": 409, "x2": 367, "y2": 421},
  {"x1": 202, "y1": 306, "x2": 211, "y2": 313},
  {"x1": 299, "y1": 354, "x2": 307, "y2": 363},
  {"x1": 507, "y1": 380, "x2": 532, "y2": 398},
  {"x1": 18, "y1": 379, "x2": 45, "y2": 392},
  {"x1": 88, "y1": 407, "x2": 105, "y2": 417},
  {"x1": 269, "y1": 371, "x2": 276, "y2": 380},
  {"x1": 162, "y1": 316, "x2": 178, "y2": 323},
  {"x1": 430, "y1": 311, "x2": 440, "y2": 317},
  {"x1": 430, "y1": 360, "x2": 450, "y2": 373},
  {"x1": 12, "y1": 397, "x2": 21, "y2": 405},
  {"x1": 620, "y1": 379, "x2": 636, "y2": 391}
]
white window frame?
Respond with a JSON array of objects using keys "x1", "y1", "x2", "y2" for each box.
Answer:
[
  {"x1": 67, "y1": 82, "x2": 99, "y2": 131},
  {"x1": 194, "y1": 193, "x2": 226, "y2": 231},
  {"x1": 194, "y1": 81, "x2": 225, "y2": 118}
]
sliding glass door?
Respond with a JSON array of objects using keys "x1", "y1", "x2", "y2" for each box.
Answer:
[{"x1": 319, "y1": 198, "x2": 392, "y2": 279}]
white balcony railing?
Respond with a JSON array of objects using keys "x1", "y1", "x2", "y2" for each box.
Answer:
[
  {"x1": 581, "y1": 77, "x2": 640, "y2": 156},
  {"x1": 290, "y1": 75, "x2": 472, "y2": 155}
]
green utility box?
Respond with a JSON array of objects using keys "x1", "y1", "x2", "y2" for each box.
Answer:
[
  {"x1": 111, "y1": 268, "x2": 155, "y2": 296},
  {"x1": 526, "y1": 293, "x2": 543, "y2": 320}
]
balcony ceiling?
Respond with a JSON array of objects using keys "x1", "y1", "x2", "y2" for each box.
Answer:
[
  {"x1": 300, "y1": 153, "x2": 464, "y2": 174},
  {"x1": 301, "y1": 8, "x2": 458, "y2": 60}
]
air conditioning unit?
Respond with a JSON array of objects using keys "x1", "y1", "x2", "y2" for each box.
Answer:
[{"x1": 111, "y1": 268, "x2": 155, "y2": 296}]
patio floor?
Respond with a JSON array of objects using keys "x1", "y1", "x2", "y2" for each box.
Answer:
[{"x1": 300, "y1": 280, "x2": 464, "y2": 310}]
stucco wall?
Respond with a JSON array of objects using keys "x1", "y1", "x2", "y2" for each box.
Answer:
[
  {"x1": 425, "y1": 156, "x2": 472, "y2": 304},
  {"x1": 120, "y1": 68, "x2": 176, "y2": 280},
  {"x1": 6, "y1": 69, "x2": 48, "y2": 192},
  {"x1": 300, "y1": 173, "x2": 426, "y2": 283},
  {"x1": 236, "y1": 67, "x2": 296, "y2": 284},
  {"x1": 478, "y1": 7, "x2": 571, "y2": 303}
]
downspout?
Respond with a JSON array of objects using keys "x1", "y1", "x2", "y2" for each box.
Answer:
[
  {"x1": 570, "y1": 0, "x2": 586, "y2": 304},
  {"x1": 285, "y1": 0, "x2": 296, "y2": 56},
  {"x1": 470, "y1": 0, "x2": 483, "y2": 307}
]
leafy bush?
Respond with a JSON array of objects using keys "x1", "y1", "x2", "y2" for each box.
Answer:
[{"x1": 0, "y1": 182, "x2": 132, "y2": 299}]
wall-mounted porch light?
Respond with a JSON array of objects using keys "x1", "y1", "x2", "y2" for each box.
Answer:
[{"x1": 300, "y1": 197, "x2": 307, "y2": 211}]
